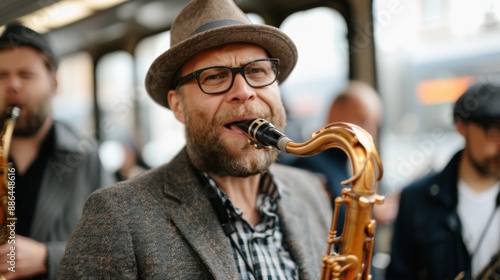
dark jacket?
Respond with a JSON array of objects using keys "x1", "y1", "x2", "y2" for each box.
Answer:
[
  {"x1": 57, "y1": 148, "x2": 332, "y2": 280},
  {"x1": 386, "y1": 151, "x2": 472, "y2": 280},
  {"x1": 33, "y1": 121, "x2": 115, "y2": 279}
]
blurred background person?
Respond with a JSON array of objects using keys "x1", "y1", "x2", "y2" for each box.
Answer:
[
  {"x1": 0, "y1": 23, "x2": 114, "y2": 279},
  {"x1": 386, "y1": 82, "x2": 500, "y2": 280},
  {"x1": 288, "y1": 80, "x2": 400, "y2": 278},
  {"x1": 114, "y1": 142, "x2": 148, "y2": 181},
  {"x1": 98, "y1": 139, "x2": 149, "y2": 182},
  {"x1": 289, "y1": 80, "x2": 398, "y2": 232}
]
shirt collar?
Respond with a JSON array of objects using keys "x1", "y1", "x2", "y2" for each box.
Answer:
[{"x1": 202, "y1": 172, "x2": 282, "y2": 211}]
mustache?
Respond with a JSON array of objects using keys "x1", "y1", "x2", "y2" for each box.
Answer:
[
  {"x1": 488, "y1": 152, "x2": 500, "y2": 161},
  {"x1": 214, "y1": 105, "x2": 272, "y2": 125},
  {"x1": 487, "y1": 154, "x2": 500, "y2": 161}
]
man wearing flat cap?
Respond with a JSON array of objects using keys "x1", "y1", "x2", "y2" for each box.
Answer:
[
  {"x1": 387, "y1": 82, "x2": 500, "y2": 280},
  {"x1": 59, "y1": 0, "x2": 331, "y2": 279},
  {"x1": 0, "y1": 24, "x2": 114, "y2": 279}
]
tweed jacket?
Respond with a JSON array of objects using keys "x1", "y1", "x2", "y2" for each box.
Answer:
[
  {"x1": 31, "y1": 121, "x2": 115, "y2": 280},
  {"x1": 57, "y1": 148, "x2": 332, "y2": 280}
]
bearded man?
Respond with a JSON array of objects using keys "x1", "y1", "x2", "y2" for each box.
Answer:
[
  {"x1": 0, "y1": 24, "x2": 114, "y2": 280},
  {"x1": 58, "y1": 0, "x2": 332, "y2": 279},
  {"x1": 387, "y1": 82, "x2": 500, "y2": 280}
]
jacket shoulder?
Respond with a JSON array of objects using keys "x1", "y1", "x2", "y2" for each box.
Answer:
[{"x1": 270, "y1": 163, "x2": 330, "y2": 207}]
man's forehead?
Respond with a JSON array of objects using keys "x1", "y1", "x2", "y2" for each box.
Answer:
[
  {"x1": 0, "y1": 45, "x2": 43, "y2": 56},
  {"x1": 186, "y1": 44, "x2": 267, "y2": 66},
  {"x1": 0, "y1": 46, "x2": 46, "y2": 63}
]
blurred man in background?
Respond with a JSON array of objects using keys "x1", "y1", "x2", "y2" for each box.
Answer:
[
  {"x1": 386, "y1": 82, "x2": 500, "y2": 280},
  {"x1": 0, "y1": 23, "x2": 114, "y2": 279},
  {"x1": 290, "y1": 81, "x2": 398, "y2": 233}
]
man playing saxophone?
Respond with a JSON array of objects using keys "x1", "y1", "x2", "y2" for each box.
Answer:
[
  {"x1": 58, "y1": 0, "x2": 334, "y2": 279},
  {"x1": 0, "y1": 24, "x2": 114, "y2": 279}
]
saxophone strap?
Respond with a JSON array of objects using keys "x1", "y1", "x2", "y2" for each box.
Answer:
[
  {"x1": 471, "y1": 190, "x2": 500, "y2": 257},
  {"x1": 188, "y1": 162, "x2": 234, "y2": 236},
  {"x1": 189, "y1": 162, "x2": 258, "y2": 279},
  {"x1": 472, "y1": 190, "x2": 500, "y2": 280}
]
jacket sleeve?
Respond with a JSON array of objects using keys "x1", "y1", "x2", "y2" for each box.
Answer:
[
  {"x1": 45, "y1": 241, "x2": 65, "y2": 280},
  {"x1": 385, "y1": 188, "x2": 417, "y2": 280},
  {"x1": 57, "y1": 190, "x2": 137, "y2": 279}
]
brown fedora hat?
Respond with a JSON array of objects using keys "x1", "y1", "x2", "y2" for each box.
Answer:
[{"x1": 145, "y1": 0, "x2": 298, "y2": 109}]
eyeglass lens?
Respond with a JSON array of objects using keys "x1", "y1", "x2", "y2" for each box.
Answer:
[{"x1": 198, "y1": 59, "x2": 277, "y2": 94}]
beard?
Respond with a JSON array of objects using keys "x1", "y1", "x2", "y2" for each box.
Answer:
[
  {"x1": 1, "y1": 101, "x2": 51, "y2": 137},
  {"x1": 185, "y1": 104, "x2": 286, "y2": 177},
  {"x1": 467, "y1": 150, "x2": 500, "y2": 180}
]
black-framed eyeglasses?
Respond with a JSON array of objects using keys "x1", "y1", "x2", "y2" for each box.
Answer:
[{"x1": 173, "y1": 58, "x2": 279, "y2": 94}]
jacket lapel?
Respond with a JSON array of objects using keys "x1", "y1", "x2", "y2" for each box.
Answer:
[
  {"x1": 30, "y1": 151, "x2": 70, "y2": 240},
  {"x1": 30, "y1": 123, "x2": 76, "y2": 240},
  {"x1": 275, "y1": 173, "x2": 326, "y2": 280},
  {"x1": 162, "y1": 150, "x2": 238, "y2": 280}
]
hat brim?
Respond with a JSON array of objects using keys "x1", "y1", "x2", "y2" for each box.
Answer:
[{"x1": 145, "y1": 24, "x2": 297, "y2": 109}]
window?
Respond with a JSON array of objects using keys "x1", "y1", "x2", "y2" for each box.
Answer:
[
  {"x1": 54, "y1": 52, "x2": 94, "y2": 132},
  {"x1": 135, "y1": 31, "x2": 186, "y2": 167},
  {"x1": 374, "y1": 0, "x2": 500, "y2": 190},
  {"x1": 280, "y1": 7, "x2": 349, "y2": 144}
]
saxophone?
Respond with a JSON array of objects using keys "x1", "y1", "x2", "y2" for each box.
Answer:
[
  {"x1": 234, "y1": 118, "x2": 384, "y2": 280},
  {"x1": 0, "y1": 106, "x2": 20, "y2": 244},
  {"x1": 475, "y1": 250, "x2": 500, "y2": 280}
]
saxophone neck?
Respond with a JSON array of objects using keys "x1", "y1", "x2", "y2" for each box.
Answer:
[
  {"x1": 1, "y1": 106, "x2": 21, "y2": 159},
  {"x1": 234, "y1": 118, "x2": 383, "y2": 194}
]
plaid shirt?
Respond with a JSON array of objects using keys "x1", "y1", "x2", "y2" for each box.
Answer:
[{"x1": 205, "y1": 173, "x2": 299, "y2": 280}]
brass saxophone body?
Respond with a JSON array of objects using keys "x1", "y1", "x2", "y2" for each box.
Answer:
[
  {"x1": 0, "y1": 106, "x2": 20, "y2": 244},
  {"x1": 234, "y1": 118, "x2": 384, "y2": 280}
]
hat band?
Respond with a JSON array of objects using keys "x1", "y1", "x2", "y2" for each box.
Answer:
[{"x1": 192, "y1": 20, "x2": 244, "y2": 35}]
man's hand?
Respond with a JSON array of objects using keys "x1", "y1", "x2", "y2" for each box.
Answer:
[
  {"x1": 0, "y1": 235, "x2": 48, "y2": 279},
  {"x1": 373, "y1": 192, "x2": 400, "y2": 225}
]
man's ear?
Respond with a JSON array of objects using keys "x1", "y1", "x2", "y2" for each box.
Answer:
[
  {"x1": 455, "y1": 120, "x2": 466, "y2": 136},
  {"x1": 168, "y1": 89, "x2": 185, "y2": 124},
  {"x1": 51, "y1": 74, "x2": 58, "y2": 95}
]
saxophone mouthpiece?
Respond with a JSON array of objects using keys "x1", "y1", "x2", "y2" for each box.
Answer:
[
  {"x1": 232, "y1": 119, "x2": 254, "y2": 135},
  {"x1": 5, "y1": 106, "x2": 21, "y2": 120},
  {"x1": 233, "y1": 118, "x2": 291, "y2": 151}
]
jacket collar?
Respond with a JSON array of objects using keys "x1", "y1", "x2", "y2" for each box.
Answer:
[
  {"x1": 428, "y1": 150, "x2": 462, "y2": 209},
  {"x1": 160, "y1": 148, "x2": 324, "y2": 279},
  {"x1": 272, "y1": 172, "x2": 324, "y2": 279},
  {"x1": 160, "y1": 148, "x2": 239, "y2": 279},
  {"x1": 51, "y1": 121, "x2": 87, "y2": 153}
]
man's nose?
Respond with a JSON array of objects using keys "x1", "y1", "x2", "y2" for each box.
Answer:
[
  {"x1": 4, "y1": 76, "x2": 21, "y2": 94},
  {"x1": 225, "y1": 73, "x2": 256, "y2": 104}
]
